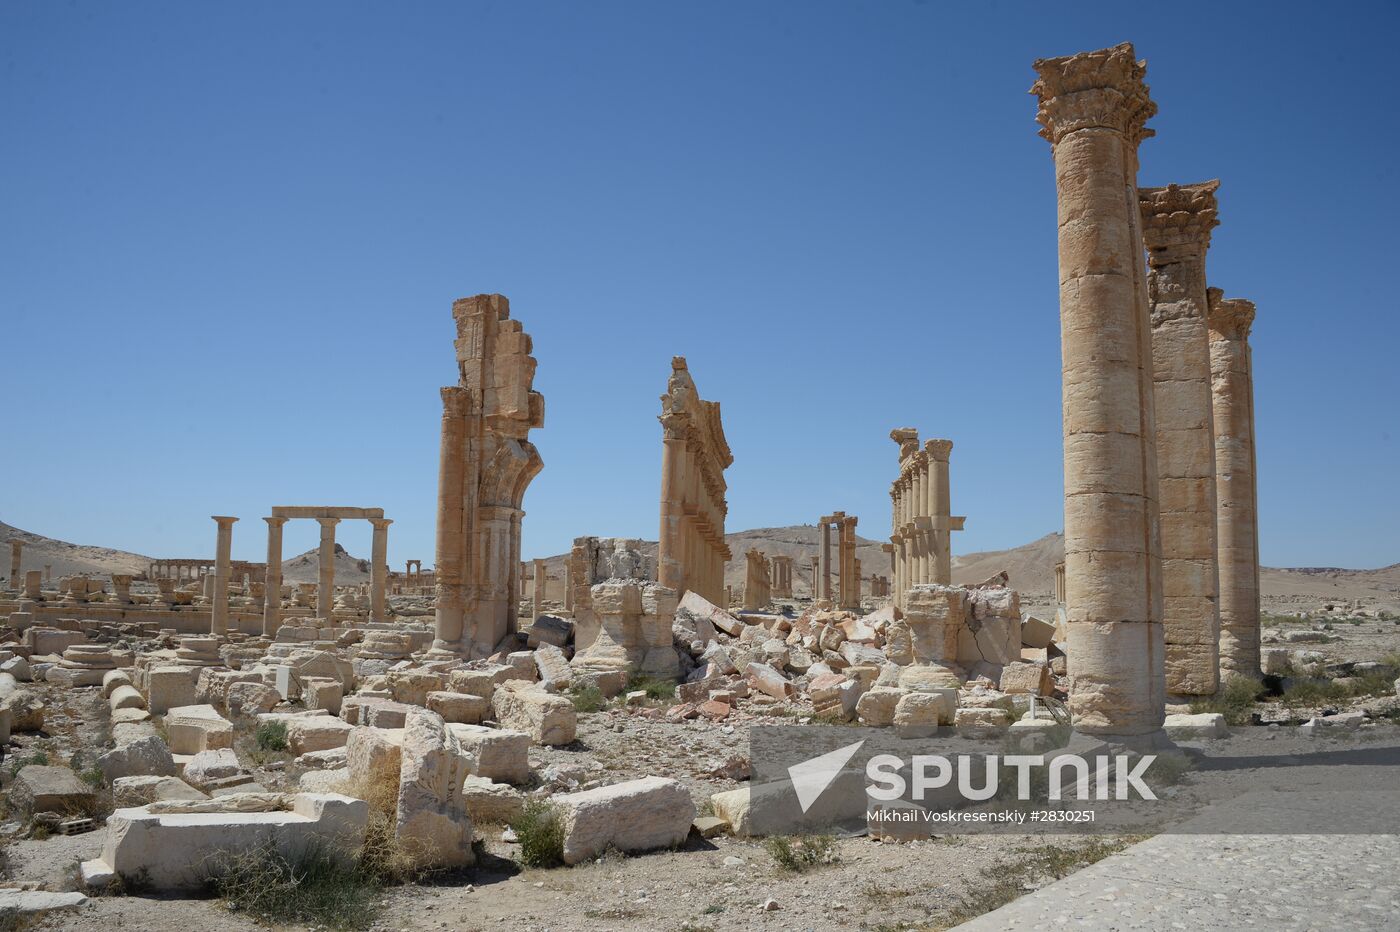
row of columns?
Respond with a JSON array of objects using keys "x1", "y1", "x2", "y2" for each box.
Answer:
[
  {"x1": 887, "y1": 432, "x2": 963, "y2": 610},
  {"x1": 1033, "y1": 42, "x2": 1261, "y2": 736},
  {"x1": 816, "y1": 512, "x2": 860, "y2": 610},
  {"x1": 147, "y1": 561, "x2": 214, "y2": 582},
  {"x1": 770, "y1": 555, "x2": 794, "y2": 599}
]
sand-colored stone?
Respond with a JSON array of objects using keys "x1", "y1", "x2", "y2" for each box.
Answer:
[
  {"x1": 1209, "y1": 289, "x2": 1261, "y2": 679},
  {"x1": 1141, "y1": 180, "x2": 1221, "y2": 696},
  {"x1": 657, "y1": 357, "x2": 732, "y2": 607},
  {"x1": 1032, "y1": 42, "x2": 1165, "y2": 736},
  {"x1": 433, "y1": 294, "x2": 545, "y2": 658}
]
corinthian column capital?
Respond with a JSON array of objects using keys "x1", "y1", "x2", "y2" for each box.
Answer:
[
  {"x1": 1207, "y1": 288, "x2": 1256, "y2": 340},
  {"x1": 1140, "y1": 180, "x2": 1220, "y2": 265},
  {"x1": 1030, "y1": 42, "x2": 1155, "y2": 147},
  {"x1": 923, "y1": 438, "x2": 953, "y2": 462}
]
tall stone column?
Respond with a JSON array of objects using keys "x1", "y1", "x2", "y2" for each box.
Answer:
[
  {"x1": 1209, "y1": 289, "x2": 1261, "y2": 680},
  {"x1": 532, "y1": 558, "x2": 547, "y2": 619},
  {"x1": 809, "y1": 555, "x2": 820, "y2": 599},
  {"x1": 262, "y1": 516, "x2": 288, "y2": 636},
  {"x1": 315, "y1": 517, "x2": 340, "y2": 620},
  {"x1": 1142, "y1": 181, "x2": 1221, "y2": 696},
  {"x1": 369, "y1": 517, "x2": 392, "y2": 621},
  {"x1": 926, "y1": 439, "x2": 954, "y2": 585},
  {"x1": 818, "y1": 517, "x2": 834, "y2": 601},
  {"x1": 658, "y1": 423, "x2": 686, "y2": 593},
  {"x1": 1032, "y1": 42, "x2": 1165, "y2": 737},
  {"x1": 8, "y1": 540, "x2": 21, "y2": 591},
  {"x1": 839, "y1": 515, "x2": 859, "y2": 610},
  {"x1": 434, "y1": 387, "x2": 469, "y2": 648},
  {"x1": 211, "y1": 516, "x2": 237, "y2": 635}
]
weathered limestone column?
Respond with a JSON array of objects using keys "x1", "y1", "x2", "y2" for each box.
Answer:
[
  {"x1": 8, "y1": 540, "x2": 21, "y2": 591},
  {"x1": 315, "y1": 516, "x2": 340, "y2": 620},
  {"x1": 926, "y1": 439, "x2": 954, "y2": 585},
  {"x1": 532, "y1": 558, "x2": 547, "y2": 619},
  {"x1": 1142, "y1": 181, "x2": 1221, "y2": 695},
  {"x1": 1032, "y1": 42, "x2": 1165, "y2": 737},
  {"x1": 809, "y1": 555, "x2": 820, "y2": 599},
  {"x1": 854, "y1": 558, "x2": 862, "y2": 601},
  {"x1": 262, "y1": 516, "x2": 288, "y2": 636},
  {"x1": 564, "y1": 563, "x2": 573, "y2": 612},
  {"x1": 839, "y1": 515, "x2": 859, "y2": 610},
  {"x1": 658, "y1": 417, "x2": 686, "y2": 594},
  {"x1": 210, "y1": 516, "x2": 237, "y2": 635},
  {"x1": 818, "y1": 517, "x2": 834, "y2": 601},
  {"x1": 434, "y1": 388, "x2": 469, "y2": 649},
  {"x1": 369, "y1": 517, "x2": 392, "y2": 621},
  {"x1": 1209, "y1": 289, "x2": 1261, "y2": 680}
]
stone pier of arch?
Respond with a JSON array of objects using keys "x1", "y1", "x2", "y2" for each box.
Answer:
[
  {"x1": 432, "y1": 294, "x2": 545, "y2": 659},
  {"x1": 887, "y1": 430, "x2": 964, "y2": 612}
]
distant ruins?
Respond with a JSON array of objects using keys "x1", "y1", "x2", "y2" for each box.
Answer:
[{"x1": 886, "y1": 430, "x2": 964, "y2": 611}]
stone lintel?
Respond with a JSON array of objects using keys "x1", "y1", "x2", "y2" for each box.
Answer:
[{"x1": 271, "y1": 506, "x2": 386, "y2": 520}]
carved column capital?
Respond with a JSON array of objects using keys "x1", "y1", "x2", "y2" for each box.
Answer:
[
  {"x1": 1031, "y1": 42, "x2": 1155, "y2": 147},
  {"x1": 1207, "y1": 288, "x2": 1256, "y2": 340},
  {"x1": 1140, "y1": 180, "x2": 1220, "y2": 265},
  {"x1": 923, "y1": 438, "x2": 953, "y2": 462}
]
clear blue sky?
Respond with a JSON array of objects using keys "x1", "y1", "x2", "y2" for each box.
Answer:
[{"x1": 2, "y1": 1, "x2": 1396, "y2": 571}]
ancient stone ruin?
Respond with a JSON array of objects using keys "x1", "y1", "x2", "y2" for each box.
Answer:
[{"x1": 432, "y1": 294, "x2": 545, "y2": 659}]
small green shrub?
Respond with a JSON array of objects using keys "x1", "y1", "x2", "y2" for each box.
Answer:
[
  {"x1": 511, "y1": 800, "x2": 565, "y2": 868},
  {"x1": 8, "y1": 751, "x2": 50, "y2": 777},
  {"x1": 207, "y1": 842, "x2": 380, "y2": 930},
  {"x1": 568, "y1": 683, "x2": 605, "y2": 713},
  {"x1": 625, "y1": 673, "x2": 676, "y2": 701},
  {"x1": 254, "y1": 720, "x2": 288, "y2": 752},
  {"x1": 1189, "y1": 676, "x2": 1265, "y2": 725},
  {"x1": 764, "y1": 834, "x2": 837, "y2": 872}
]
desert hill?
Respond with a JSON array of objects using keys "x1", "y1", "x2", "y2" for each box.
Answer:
[{"x1": 3, "y1": 519, "x2": 1395, "y2": 611}]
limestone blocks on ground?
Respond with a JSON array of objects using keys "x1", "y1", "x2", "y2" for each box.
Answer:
[
  {"x1": 81, "y1": 793, "x2": 368, "y2": 891},
  {"x1": 490, "y1": 680, "x2": 576, "y2": 746},
  {"x1": 109, "y1": 684, "x2": 147, "y2": 712},
  {"x1": 427, "y1": 690, "x2": 490, "y2": 724},
  {"x1": 999, "y1": 661, "x2": 1053, "y2": 696},
  {"x1": 1162, "y1": 712, "x2": 1228, "y2": 739},
  {"x1": 288, "y1": 716, "x2": 354, "y2": 754},
  {"x1": 461, "y1": 775, "x2": 524, "y2": 825},
  {"x1": 448, "y1": 724, "x2": 531, "y2": 785},
  {"x1": 111, "y1": 775, "x2": 208, "y2": 807},
  {"x1": 146, "y1": 665, "x2": 198, "y2": 714},
  {"x1": 396, "y1": 709, "x2": 474, "y2": 869},
  {"x1": 181, "y1": 748, "x2": 247, "y2": 790},
  {"x1": 225, "y1": 681, "x2": 281, "y2": 716},
  {"x1": 98, "y1": 736, "x2": 177, "y2": 782},
  {"x1": 166, "y1": 705, "x2": 234, "y2": 755},
  {"x1": 554, "y1": 776, "x2": 694, "y2": 865},
  {"x1": 11, "y1": 765, "x2": 95, "y2": 816}
]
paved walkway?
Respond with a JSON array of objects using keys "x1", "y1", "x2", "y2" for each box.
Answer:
[{"x1": 956, "y1": 791, "x2": 1400, "y2": 930}]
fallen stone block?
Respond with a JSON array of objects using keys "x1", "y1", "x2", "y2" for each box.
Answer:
[
  {"x1": 555, "y1": 776, "x2": 694, "y2": 865},
  {"x1": 954, "y1": 706, "x2": 1013, "y2": 738},
  {"x1": 181, "y1": 748, "x2": 246, "y2": 790},
  {"x1": 491, "y1": 681, "x2": 576, "y2": 746},
  {"x1": 305, "y1": 677, "x2": 343, "y2": 715},
  {"x1": 856, "y1": 686, "x2": 902, "y2": 727},
  {"x1": 80, "y1": 793, "x2": 368, "y2": 891},
  {"x1": 396, "y1": 709, "x2": 474, "y2": 869},
  {"x1": 427, "y1": 690, "x2": 490, "y2": 724},
  {"x1": 98, "y1": 736, "x2": 177, "y2": 782},
  {"x1": 109, "y1": 684, "x2": 146, "y2": 711},
  {"x1": 11, "y1": 765, "x2": 95, "y2": 816},
  {"x1": 461, "y1": 775, "x2": 525, "y2": 824},
  {"x1": 894, "y1": 691, "x2": 954, "y2": 738},
  {"x1": 745, "y1": 662, "x2": 795, "y2": 700},
  {"x1": 287, "y1": 716, "x2": 355, "y2": 754},
  {"x1": 102, "y1": 669, "x2": 133, "y2": 698},
  {"x1": 147, "y1": 666, "x2": 198, "y2": 714},
  {"x1": 111, "y1": 775, "x2": 208, "y2": 807},
  {"x1": 1020, "y1": 615, "x2": 1057, "y2": 649},
  {"x1": 225, "y1": 681, "x2": 281, "y2": 716},
  {"x1": 710, "y1": 769, "x2": 867, "y2": 837},
  {"x1": 166, "y1": 705, "x2": 234, "y2": 756},
  {"x1": 299, "y1": 768, "x2": 350, "y2": 793},
  {"x1": 447, "y1": 724, "x2": 531, "y2": 785},
  {"x1": 999, "y1": 661, "x2": 1052, "y2": 696},
  {"x1": 1163, "y1": 712, "x2": 1229, "y2": 739}
]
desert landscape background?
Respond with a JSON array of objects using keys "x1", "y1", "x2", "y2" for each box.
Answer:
[{"x1": 4, "y1": 519, "x2": 1394, "y2": 614}]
